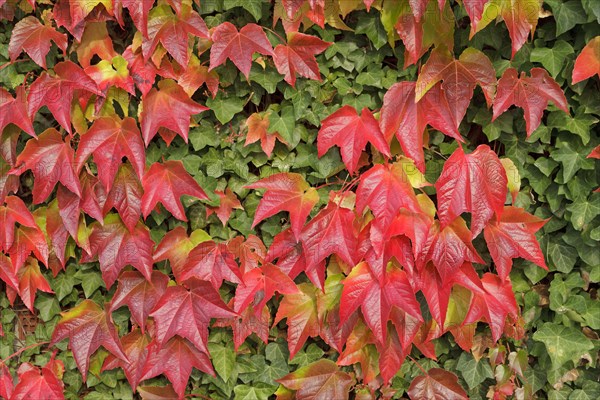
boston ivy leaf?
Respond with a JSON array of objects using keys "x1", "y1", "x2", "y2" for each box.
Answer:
[
  {"x1": 16, "y1": 257, "x2": 53, "y2": 313},
  {"x1": 317, "y1": 105, "x2": 390, "y2": 174},
  {"x1": 277, "y1": 359, "x2": 353, "y2": 400},
  {"x1": 408, "y1": 368, "x2": 468, "y2": 400},
  {"x1": 149, "y1": 277, "x2": 236, "y2": 354},
  {"x1": 0, "y1": 195, "x2": 38, "y2": 254},
  {"x1": 209, "y1": 22, "x2": 274, "y2": 79},
  {"x1": 483, "y1": 206, "x2": 548, "y2": 280},
  {"x1": 179, "y1": 240, "x2": 241, "y2": 288},
  {"x1": 27, "y1": 61, "x2": 102, "y2": 134},
  {"x1": 137, "y1": 385, "x2": 178, "y2": 400},
  {"x1": 246, "y1": 172, "x2": 318, "y2": 240},
  {"x1": 12, "y1": 128, "x2": 81, "y2": 203},
  {"x1": 493, "y1": 68, "x2": 569, "y2": 136},
  {"x1": 10, "y1": 359, "x2": 65, "y2": 400},
  {"x1": 140, "y1": 79, "x2": 208, "y2": 145},
  {"x1": 153, "y1": 226, "x2": 210, "y2": 277},
  {"x1": 141, "y1": 160, "x2": 208, "y2": 221},
  {"x1": 273, "y1": 32, "x2": 331, "y2": 87},
  {"x1": 206, "y1": 188, "x2": 243, "y2": 226},
  {"x1": 103, "y1": 163, "x2": 143, "y2": 233},
  {"x1": 109, "y1": 270, "x2": 168, "y2": 332},
  {"x1": 8, "y1": 16, "x2": 66, "y2": 69},
  {"x1": 532, "y1": 323, "x2": 594, "y2": 370},
  {"x1": 0, "y1": 87, "x2": 32, "y2": 138},
  {"x1": 51, "y1": 299, "x2": 128, "y2": 380},
  {"x1": 141, "y1": 336, "x2": 215, "y2": 398},
  {"x1": 84, "y1": 214, "x2": 154, "y2": 288},
  {"x1": 114, "y1": 0, "x2": 155, "y2": 37},
  {"x1": 572, "y1": 36, "x2": 600, "y2": 84},
  {"x1": 435, "y1": 145, "x2": 507, "y2": 236},
  {"x1": 102, "y1": 329, "x2": 151, "y2": 391},
  {"x1": 215, "y1": 303, "x2": 270, "y2": 351},
  {"x1": 244, "y1": 112, "x2": 287, "y2": 157}
]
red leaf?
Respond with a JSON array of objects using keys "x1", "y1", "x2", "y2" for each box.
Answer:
[
  {"x1": 376, "y1": 325, "x2": 406, "y2": 384},
  {"x1": 8, "y1": 16, "x2": 67, "y2": 69},
  {"x1": 115, "y1": 0, "x2": 154, "y2": 37},
  {"x1": 16, "y1": 257, "x2": 53, "y2": 312},
  {"x1": 234, "y1": 262, "x2": 298, "y2": 313},
  {"x1": 76, "y1": 22, "x2": 117, "y2": 69},
  {"x1": 123, "y1": 45, "x2": 157, "y2": 96},
  {"x1": 153, "y1": 226, "x2": 209, "y2": 279},
  {"x1": 407, "y1": 368, "x2": 468, "y2": 400},
  {"x1": 484, "y1": 206, "x2": 548, "y2": 280},
  {"x1": 244, "y1": 112, "x2": 287, "y2": 157},
  {"x1": 27, "y1": 61, "x2": 102, "y2": 134},
  {"x1": 340, "y1": 262, "x2": 422, "y2": 344},
  {"x1": 214, "y1": 301, "x2": 270, "y2": 351},
  {"x1": 0, "y1": 364, "x2": 13, "y2": 399},
  {"x1": 206, "y1": 188, "x2": 243, "y2": 226},
  {"x1": 572, "y1": 36, "x2": 600, "y2": 84},
  {"x1": 463, "y1": 0, "x2": 488, "y2": 36},
  {"x1": 415, "y1": 46, "x2": 496, "y2": 126},
  {"x1": 178, "y1": 240, "x2": 241, "y2": 288},
  {"x1": 273, "y1": 32, "x2": 331, "y2": 87},
  {"x1": 149, "y1": 278, "x2": 236, "y2": 354},
  {"x1": 52, "y1": 0, "x2": 115, "y2": 40},
  {"x1": 462, "y1": 273, "x2": 520, "y2": 342},
  {"x1": 102, "y1": 329, "x2": 151, "y2": 390},
  {"x1": 103, "y1": 163, "x2": 143, "y2": 232},
  {"x1": 141, "y1": 337, "x2": 214, "y2": 399},
  {"x1": 140, "y1": 79, "x2": 208, "y2": 145},
  {"x1": 274, "y1": 283, "x2": 320, "y2": 359},
  {"x1": 46, "y1": 200, "x2": 71, "y2": 269},
  {"x1": 75, "y1": 116, "x2": 145, "y2": 192},
  {"x1": 11, "y1": 359, "x2": 65, "y2": 400},
  {"x1": 318, "y1": 106, "x2": 390, "y2": 174},
  {"x1": 301, "y1": 201, "x2": 358, "y2": 288},
  {"x1": 0, "y1": 195, "x2": 37, "y2": 253},
  {"x1": 158, "y1": 55, "x2": 219, "y2": 98},
  {"x1": 12, "y1": 128, "x2": 81, "y2": 203},
  {"x1": 227, "y1": 235, "x2": 267, "y2": 274},
  {"x1": 137, "y1": 385, "x2": 179, "y2": 400},
  {"x1": 493, "y1": 68, "x2": 569, "y2": 136},
  {"x1": 265, "y1": 228, "x2": 307, "y2": 279},
  {"x1": 0, "y1": 86, "x2": 33, "y2": 138},
  {"x1": 110, "y1": 270, "x2": 168, "y2": 332},
  {"x1": 277, "y1": 359, "x2": 354, "y2": 400},
  {"x1": 336, "y1": 319, "x2": 378, "y2": 384},
  {"x1": 142, "y1": 5, "x2": 209, "y2": 68},
  {"x1": 51, "y1": 299, "x2": 128, "y2": 380},
  {"x1": 421, "y1": 219, "x2": 484, "y2": 283},
  {"x1": 435, "y1": 145, "x2": 508, "y2": 236},
  {"x1": 141, "y1": 160, "x2": 208, "y2": 221},
  {"x1": 209, "y1": 22, "x2": 274, "y2": 79},
  {"x1": 8, "y1": 226, "x2": 49, "y2": 271},
  {"x1": 85, "y1": 214, "x2": 154, "y2": 288},
  {"x1": 246, "y1": 172, "x2": 318, "y2": 240},
  {"x1": 588, "y1": 145, "x2": 600, "y2": 160},
  {"x1": 0, "y1": 252, "x2": 18, "y2": 292}
]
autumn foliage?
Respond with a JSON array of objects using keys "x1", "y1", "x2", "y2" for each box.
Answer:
[{"x1": 0, "y1": 0, "x2": 598, "y2": 399}]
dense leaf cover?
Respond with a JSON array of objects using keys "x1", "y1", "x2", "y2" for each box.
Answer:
[{"x1": 0, "y1": 0, "x2": 598, "y2": 399}]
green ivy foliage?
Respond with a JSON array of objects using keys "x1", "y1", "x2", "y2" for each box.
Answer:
[{"x1": 0, "y1": 0, "x2": 598, "y2": 399}]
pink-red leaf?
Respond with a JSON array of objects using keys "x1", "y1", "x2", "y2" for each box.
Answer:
[
  {"x1": 572, "y1": 36, "x2": 600, "y2": 84},
  {"x1": 8, "y1": 16, "x2": 67, "y2": 69},
  {"x1": 273, "y1": 32, "x2": 331, "y2": 87},
  {"x1": 408, "y1": 368, "x2": 468, "y2": 400},
  {"x1": 178, "y1": 240, "x2": 241, "y2": 288},
  {"x1": 277, "y1": 359, "x2": 353, "y2": 400}
]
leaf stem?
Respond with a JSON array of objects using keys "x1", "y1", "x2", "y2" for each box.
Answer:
[{"x1": 0, "y1": 341, "x2": 50, "y2": 366}]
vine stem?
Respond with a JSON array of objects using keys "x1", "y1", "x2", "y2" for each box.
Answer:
[
  {"x1": 407, "y1": 354, "x2": 428, "y2": 375},
  {"x1": 262, "y1": 26, "x2": 287, "y2": 45},
  {"x1": 0, "y1": 341, "x2": 50, "y2": 366}
]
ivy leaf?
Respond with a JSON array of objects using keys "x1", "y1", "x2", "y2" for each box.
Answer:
[
  {"x1": 546, "y1": 0, "x2": 587, "y2": 36},
  {"x1": 415, "y1": 46, "x2": 496, "y2": 126},
  {"x1": 566, "y1": 195, "x2": 600, "y2": 231},
  {"x1": 27, "y1": 61, "x2": 102, "y2": 134},
  {"x1": 317, "y1": 105, "x2": 390, "y2": 174},
  {"x1": 234, "y1": 262, "x2": 299, "y2": 314},
  {"x1": 140, "y1": 79, "x2": 208, "y2": 145},
  {"x1": 456, "y1": 353, "x2": 494, "y2": 390},
  {"x1": 142, "y1": 4, "x2": 209, "y2": 68},
  {"x1": 483, "y1": 206, "x2": 548, "y2": 280},
  {"x1": 277, "y1": 359, "x2": 353, "y2": 400},
  {"x1": 476, "y1": 0, "x2": 540, "y2": 57},
  {"x1": 11, "y1": 359, "x2": 65, "y2": 400},
  {"x1": 340, "y1": 262, "x2": 423, "y2": 344},
  {"x1": 246, "y1": 172, "x2": 319, "y2": 240},
  {"x1": 50, "y1": 299, "x2": 128, "y2": 380},
  {"x1": 102, "y1": 329, "x2": 151, "y2": 391},
  {"x1": 141, "y1": 160, "x2": 208, "y2": 221},
  {"x1": 8, "y1": 16, "x2": 67, "y2": 69},
  {"x1": 11, "y1": 128, "x2": 81, "y2": 203},
  {"x1": 530, "y1": 40, "x2": 574, "y2": 78},
  {"x1": 408, "y1": 368, "x2": 468, "y2": 400},
  {"x1": 16, "y1": 257, "x2": 53, "y2": 313},
  {"x1": 532, "y1": 323, "x2": 594, "y2": 369},
  {"x1": 84, "y1": 214, "x2": 154, "y2": 288},
  {"x1": 149, "y1": 278, "x2": 236, "y2": 354},
  {"x1": 244, "y1": 112, "x2": 287, "y2": 157},
  {"x1": 493, "y1": 68, "x2": 569, "y2": 136},
  {"x1": 209, "y1": 22, "x2": 274, "y2": 79},
  {"x1": 274, "y1": 283, "x2": 320, "y2": 359},
  {"x1": 75, "y1": 116, "x2": 145, "y2": 192},
  {"x1": 179, "y1": 240, "x2": 242, "y2": 288},
  {"x1": 572, "y1": 36, "x2": 600, "y2": 84},
  {"x1": 273, "y1": 32, "x2": 331, "y2": 87},
  {"x1": 141, "y1": 337, "x2": 215, "y2": 398},
  {"x1": 109, "y1": 270, "x2": 169, "y2": 332},
  {"x1": 435, "y1": 145, "x2": 507, "y2": 236}
]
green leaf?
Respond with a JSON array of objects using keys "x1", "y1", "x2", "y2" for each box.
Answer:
[
  {"x1": 268, "y1": 105, "x2": 298, "y2": 147},
  {"x1": 355, "y1": 14, "x2": 387, "y2": 49},
  {"x1": 532, "y1": 323, "x2": 593, "y2": 369},
  {"x1": 456, "y1": 353, "x2": 494, "y2": 389},
  {"x1": 547, "y1": 110, "x2": 598, "y2": 145},
  {"x1": 223, "y1": 0, "x2": 263, "y2": 21},
  {"x1": 35, "y1": 293, "x2": 61, "y2": 322},
  {"x1": 74, "y1": 268, "x2": 105, "y2": 298},
  {"x1": 530, "y1": 40, "x2": 574, "y2": 77},
  {"x1": 233, "y1": 383, "x2": 275, "y2": 400},
  {"x1": 208, "y1": 342, "x2": 236, "y2": 382},
  {"x1": 551, "y1": 140, "x2": 595, "y2": 182},
  {"x1": 206, "y1": 94, "x2": 245, "y2": 124},
  {"x1": 545, "y1": 0, "x2": 588, "y2": 36},
  {"x1": 566, "y1": 195, "x2": 600, "y2": 231},
  {"x1": 548, "y1": 239, "x2": 578, "y2": 273}
]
